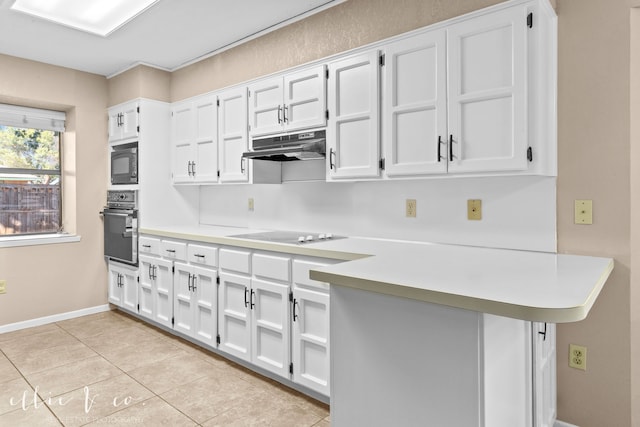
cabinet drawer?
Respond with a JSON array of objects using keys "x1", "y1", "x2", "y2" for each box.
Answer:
[
  {"x1": 253, "y1": 252, "x2": 291, "y2": 282},
  {"x1": 293, "y1": 258, "x2": 337, "y2": 292},
  {"x1": 188, "y1": 243, "x2": 218, "y2": 267},
  {"x1": 139, "y1": 236, "x2": 161, "y2": 256},
  {"x1": 160, "y1": 240, "x2": 187, "y2": 261},
  {"x1": 219, "y1": 248, "x2": 251, "y2": 274}
]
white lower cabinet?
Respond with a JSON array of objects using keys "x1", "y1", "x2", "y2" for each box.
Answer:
[
  {"x1": 108, "y1": 261, "x2": 138, "y2": 313},
  {"x1": 291, "y1": 258, "x2": 332, "y2": 396},
  {"x1": 138, "y1": 254, "x2": 173, "y2": 327},
  {"x1": 174, "y1": 261, "x2": 218, "y2": 347}
]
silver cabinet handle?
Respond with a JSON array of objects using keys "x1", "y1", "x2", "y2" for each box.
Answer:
[
  {"x1": 191, "y1": 275, "x2": 197, "y2": 292},
  {"x1": 329, "y1": 148, "x2": 336, "y2": 170},
  {"x1": 240, "y1": 158, "x2": 246, "y2": 174},
  {"x1": 283, "y1": 105, "x2": 289, "y2": 123},
  {"x1": 192, "y1": 161, "x2": 196, "y2": 176},
  {"x1": 277, "y1": 105, "x2": 282, "y2": 124}
]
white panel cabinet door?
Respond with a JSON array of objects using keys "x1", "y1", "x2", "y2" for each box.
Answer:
[
  {"x1": 248, "y1": 77, "x2": 283, "y2": 137},
  {"x1": 218, "y1": 87, "x2": 250, "y2": 183},
  {"x1": 193, "y1": 95, "x2": 219, "y2": 183},
  {"x1": 218, "y1": 272, "x2": 252, "y2": 361},
  {"x1": 171, "y1": 102, "x2": 195, "y2": 183},
  {"x1": 284, "y1": 65, "x2": 327, "y2": 133},
  {"x1": 154, "y1": 258, "x2": 174, "y2": 328},
  {"x1": 327, "y1": 50, "x2": 381, "y2": 180},
  {"x1": 292, "y1": 287, "x2": 330, "y2": 396},
  {"x1": 383, "y1": 30, "x2": 448, "y2": 176},
  {"x1": 250, "y1": 278, "x2": 291, "y2": 378},
  {"x1": 192, "y1": 265, "x2": 218, "y2": 347},
  {"x1": 447, "y1": 5, "x2": 528, "y2": 173},
  {"x1": 120, "y1": 103, "x2": 139, "y2": 141},
  {"x1": 138, "y1": 255, "x2": 156, "y2": 320},
  {"x1": 108, "y1": 262, "x2": 138, "y2": 312},
  {"x1": 533, "y1": 322, "x2": 557, "y2": 427},
  {"x1": 173, "y1": 261, "x2": 194, "y2": 336}
]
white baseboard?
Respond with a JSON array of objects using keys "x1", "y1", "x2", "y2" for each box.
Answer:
[
  {"x1": 0, "y1": 305, "x2": 112, "y2": 334},
  {"x1": 555, "y1": 420, "x2": 579, "y2": 427}
]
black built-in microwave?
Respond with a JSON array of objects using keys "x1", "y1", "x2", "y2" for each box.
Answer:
[{"x1": 111, "y1": 142, "x2": 138, "y2": 185}]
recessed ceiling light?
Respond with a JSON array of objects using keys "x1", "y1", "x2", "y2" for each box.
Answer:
[{"x1": 10, "y1": 0, "x2": 160, "y2": 37}]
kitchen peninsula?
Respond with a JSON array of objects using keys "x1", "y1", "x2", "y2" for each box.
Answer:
[{"x1": 139, "y1": 225, "x2": 613, "y2": 427}]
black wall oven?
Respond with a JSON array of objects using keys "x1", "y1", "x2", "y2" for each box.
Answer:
[
  {"x1": 111, "y1": 142, "x2": 138, "y2": 185},
  {"x1": 101, "y1": 190, "x2": 138, "y2": 265}
]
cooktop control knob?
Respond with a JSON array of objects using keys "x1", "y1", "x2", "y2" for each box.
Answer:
[
  {"x1": 318, "y1": 234, "x2": 326, "y2": 240},
  {"x1": 306, "y1": 235, "x2": 314, "y2": 242},
  {"x1": 326, "y1": 233, "x2": 333, "y2": 239},
  {"x1": 298, "y1": 236, "x2": 305, "y2": 243}
]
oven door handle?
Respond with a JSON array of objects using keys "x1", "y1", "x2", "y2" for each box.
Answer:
[{"x1": 102, "y1": 211, "x2": 133, "y2": 218}]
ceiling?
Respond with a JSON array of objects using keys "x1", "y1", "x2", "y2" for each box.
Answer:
[{"x1": 0, "y1": 0, "x2": 344, "y2": 77}]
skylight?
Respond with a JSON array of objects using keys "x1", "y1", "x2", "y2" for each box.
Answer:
[{"x1": 10, "y1": 0, "x2": 160, "y2": 37}]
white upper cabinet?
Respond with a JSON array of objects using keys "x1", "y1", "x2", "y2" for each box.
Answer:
[
  {"x1": 327, "y1": 50, "x2": 381, "y2": 180},
  {"x1": 171, "y1": 94, "x2": 218, "y2": 184},
  {"x1": 248, "y1": 65, "x2": 327, "y2": 137},
  {"x1": 218, "y1": 86, "x2": 250, "y2": 183},
  {"x1": 108, "y1": 100, "x2": 139, "y2": 143},
  {"x1": 383, "y1": 30, "x2": 448, "y2": 177},
  {"x1": 446, "y1": 5, "x2": 528, "y2": 174}
]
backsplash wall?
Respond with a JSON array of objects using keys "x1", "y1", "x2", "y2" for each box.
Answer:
[{"x1": 199, "y1": 175, "x2": 556, "y2": 252}]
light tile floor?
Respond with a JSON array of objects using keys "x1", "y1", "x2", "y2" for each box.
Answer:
[{"x1": 0, "y1": 310, "x2": 330, "y2": 426}]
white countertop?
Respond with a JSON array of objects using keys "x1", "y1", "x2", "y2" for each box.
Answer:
[{"x1": 140, "y1": 225, "x2": 614, "y2": 323}]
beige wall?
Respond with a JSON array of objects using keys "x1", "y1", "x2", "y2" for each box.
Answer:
[
  {"x1": 0, "y1": 55, "x2": 109, "y2": 325},
  {"x1": 108, "y1": 65, "x2": 171, "y2": 106}
]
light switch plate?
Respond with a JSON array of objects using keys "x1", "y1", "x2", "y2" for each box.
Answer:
[
  {"x1": 406, "y1": 199, "x2": 416, "y2": 218},
  {"x1": 0, "y1": 280, "x2": 6, "y2": 294},
  {"x1": 574, "y1": 200, "x2": 593, "y2": 225}
]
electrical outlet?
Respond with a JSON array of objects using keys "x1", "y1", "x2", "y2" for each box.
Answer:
[
  {"x1": 467, "y1": 199, "x2": 482, "y2": 220},
  {"x1": 406, "y1": 199, "x2": 417, "y2": 218},
  {"x1": 0, "y1": 280, "x2": 6, "y2": 294},
  {"x1": 248, "y1": 198, "x2": 254, "y2": 212},
  {"x1": 569, "y1": 344, "x2": 587, "y2": 370},
  {"x1": 574, "y1": 200, "x2": 593, "y2": 225}
]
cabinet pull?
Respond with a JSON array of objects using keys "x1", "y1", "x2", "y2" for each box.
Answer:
[
  {"x1": 329, "y1": 148, "x2": 336, "y2": 170},
  {"x1": 148, "y1": 265, "x2": 153, "y2": 279},
  {"x1": 117, "y1": 273, "x2": 122, "y2": 287},
  {"x1": 277, "y1": 105, "x2": 282, "y2": 124},
  {"x1": 292, "y1": 298, "x2": 299, "y2": 322},
  {"x1": 240, "y1": 158, "x2": 246, "y2": 174},
  {"x1": 250, "y1": 289, "x2": 256, "y2": 309},
  {"x1": 244, "y1": 287, "x2": 249, "y2": 308},
  {"x1": 437, "y1": 135, "x2": 444, "y2": 162},
  {"x1": 166, "y1": 249, "x2": 175, "y2": 253},
  {"x1": 142, "y1": 244, "x2": 151, "y2": 248},
  {"x1": 187, "y1": 161, "x2": 192, "y2": 176},
  {"x1": 538, "y1": 323, "x2": 547, "y2": 341},
  {"x1": 191, "y1": 276, "x2": 197, "y2": 292},
  {"x1": 449, "y1": 134, "x2": 454, "y2": 162},
  {"x1": 188, "y1": 273, "x2": 193, "y2": 291},
  {"x1": 152, "y1": 265, "x2": 157, "y2": 280},
  {"x1": 194, "y1": 254, "x2": 205, "y2": 259},
  {"x1": 192, "y1": 161, "x2": 196, "y2": 176},
  {"x1": 283, "y1": 105, "x2": 289, "y2": 123}
]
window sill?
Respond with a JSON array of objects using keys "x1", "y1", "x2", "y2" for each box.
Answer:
[{"x1": 0, "y1": 233, "x2": 81, "y2": 248}]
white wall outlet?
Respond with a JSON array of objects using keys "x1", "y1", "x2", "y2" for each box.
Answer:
[{"x1": 569, "y1": 344, "x2": 587, "y2": 370}]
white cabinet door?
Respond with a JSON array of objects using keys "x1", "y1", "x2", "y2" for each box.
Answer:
[
  {"x1": 250, "y1": 278, "x2": 290, "y2": 378},
  {"x1": 248, "y1": 77, "x2": 283, "y2": 137},
  {"x1": 447, "y1": 5, "x2": 528, "y2": 173},
  {"x1": 218, "y1": 272, "x2": 252, "y2": 361},
  {"x1": 108, "y1": 262, "x2": 138, "y2": 312},
  {"x1": 193, "y1": 265, "x2": 218, "y2": 346},
  {"x1": 120, "y1": 103, "x2": 139, "y2": 141},
  {"x1": 154, "y1": 258, "x2": 174, "y2": 328},
  {"x1": 327, "y1": 51, "x2": 381, "y2": 180},
  {"x1": 218, "y1": 87, "x2": 250, "y2": 183},
  {"x1": 108, "y1": 101, "x2": 139, "y2": 143},
  {"x1": 138, "y1": 255, "x2": 156, "y2": 320},
  {"x1": 292, "y1": 287, "x2": 330, "y2": 396},
  {"x1": 284, "y1": 65, "x2": 327, "y2": 132},
  {"x1": 193, "y1": 95, "x2": 219, "y2": 183},
  {"x1": 173, "y1": 261, "x2": 194, "y2": 336},
  {"x1": 383, "y1": 31, "x2": 448, "y2": 176},
  {"x1": 171, "y1": 102, "x2": 195, "y2": 183},
  {"x1": 533, "y1": 322, "x2": 557, "y2": 427}
]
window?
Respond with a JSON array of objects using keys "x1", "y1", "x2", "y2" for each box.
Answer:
[{"x1": 0, "y1": 104, "x2": 65, "y2": 236}]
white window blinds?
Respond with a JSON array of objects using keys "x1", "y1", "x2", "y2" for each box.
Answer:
[{"x1": 0, "y1": 103, "x2": 65, "y2": 132}]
